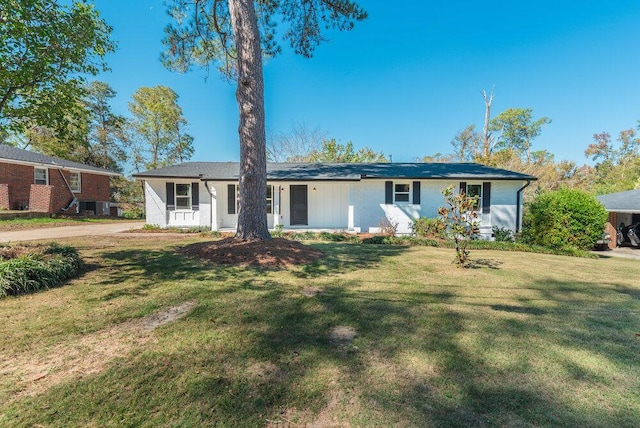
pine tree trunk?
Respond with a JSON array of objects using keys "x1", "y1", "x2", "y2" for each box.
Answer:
[{"x1": 229, "y1": 0, "x2": 271, "y2": 241}]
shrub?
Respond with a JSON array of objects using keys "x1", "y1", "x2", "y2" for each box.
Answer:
[
  {"x1": 412, "y1": 217, "x2": 446, "y2": 239},
  {"x1": 378, "y1": 218, "x2": 398, "y2": 236},
  {"x1": 492, "y1": 226, "x2": 514, "y2": 242},
  {"x1": 122, "y1": 206, "x2": 144, "y2": 219},
  {"x1": 522, "y1": 188, "x2": 608, "y2": 250},
  {"x1": 271, "y1": 225, "x2": 285, "y2": 238},
  {"x1": 0, "y1": 244, "x2": 82, "y2": 297}
]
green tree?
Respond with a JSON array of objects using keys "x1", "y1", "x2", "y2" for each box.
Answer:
[
  {"x1": 128, "y1": 86, "x2": 194, "y2": 171},
  {"x1": 0, "y1": 0, "x2": 115, "y2": 139},
  {"x1": 585, "y1": 127, "x2": 640, "y2": 195},
  {"x1": 162, "y1": 0, "x2": 367, "y2": 240},
  {"x1": 308, "y1": 139, "x2": 387, "y2": 163},
  {"x1": 438, "y1": 186, "x2": 479, "y2": 267},
  {"x1": 522, "y1": 188, "x2": 607, "y2": 250},
  {"x1": 490, "y1": 108, "x2": 551, "y2": 163},
  {"x1": 83, "y1": 81, "x2": 128, "y2": 172}
]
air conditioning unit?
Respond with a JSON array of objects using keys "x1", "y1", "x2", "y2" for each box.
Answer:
[{"x1": 95, "y1": 201, "x2": 110, "y2": 216}]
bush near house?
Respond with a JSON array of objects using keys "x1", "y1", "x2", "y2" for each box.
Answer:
[
  {"x1": 522, "y1": 188, "x2": 608, "y2": 250},
  {"x1": 0, "y1": 244, "x2": 82, "y2": 297},
  {"x1": 411, "y1": 217, "x2": 447, "y2": 239}
]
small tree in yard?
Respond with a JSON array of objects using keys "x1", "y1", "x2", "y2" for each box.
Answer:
[{"x1": 438, "y1": 186, "x2": 480, "y2": 267}]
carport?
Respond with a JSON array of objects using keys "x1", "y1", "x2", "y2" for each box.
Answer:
[{"x1": 596, "y1": 189, "x2": 640, "y2": 248}]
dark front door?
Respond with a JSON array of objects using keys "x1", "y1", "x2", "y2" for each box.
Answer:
[{"x1": 290, "y1": 185, "x2": 308, "y2": 225}]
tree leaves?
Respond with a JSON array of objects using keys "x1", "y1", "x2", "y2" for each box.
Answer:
[{"x1": 0, "y1": 0, "x2": 115, "y2": 136}]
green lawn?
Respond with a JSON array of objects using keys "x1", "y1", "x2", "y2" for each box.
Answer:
[
  {"x1": 0, "y1": 216, "x2": 142, "y2": 232},
  {"x1": 1, "y1": 235, "x2": 639, "y2": 427}
]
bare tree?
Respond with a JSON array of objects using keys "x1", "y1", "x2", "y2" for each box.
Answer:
[
  {"x1": 481, "y1": 87, "x2": 495, "y2": 160},
  {"x1": 267, "y1": 121, "x2": 327, "y2": 162}
]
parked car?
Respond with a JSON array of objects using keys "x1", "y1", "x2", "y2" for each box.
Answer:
[{"x1": 617, "y1": 223, "x2": 640, "y2": 247}]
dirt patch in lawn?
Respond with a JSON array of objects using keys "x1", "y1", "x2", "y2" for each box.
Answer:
[
  {"x1": 0, "y1": 244, "x2": 36, "y2": 259},
  {"x1": 180, "y1": 237, "x2": 324, "y2": 268},
  {"x1": 0, "y1": 301, "x2": 197, "y2": 400}
]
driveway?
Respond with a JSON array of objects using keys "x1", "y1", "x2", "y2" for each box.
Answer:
[
  {"x1": 594, "y1": 247, "x2": 640, "y2": 260},
  {"x1": 0, "y1": 222, "x2": 144, "y2": 243}
]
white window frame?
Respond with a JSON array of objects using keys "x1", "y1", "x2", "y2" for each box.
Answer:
[
  {"x1": 266, "y1": 185, "x2": 274, "y2": 214},
  {"x1": 69, "y1": 172, "x2": 81, "y2": 192},
  {"x1": 394, "y1": 182, "x2": 411, "y2": 203},
  {"x1": 34, "y1": 168, "x2": 48, "y2": 185},
  {"x1": 230, "y1": 184, "x2": 274, "y2": 214},
  {"x1": 466, "y1": 184, "x2": 482, "y2": 212},
  {"x1": 175, "y1": 183, "x2": 192, "y2": 210}
]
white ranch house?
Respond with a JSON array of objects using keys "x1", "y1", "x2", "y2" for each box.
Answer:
[{"x1": 133, "y1": 162, "x2": 536, "y2": 238}]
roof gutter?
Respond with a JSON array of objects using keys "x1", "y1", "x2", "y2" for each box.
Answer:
[{"x1": 516, "y1": 180, "x2": 531, "y2": 232}]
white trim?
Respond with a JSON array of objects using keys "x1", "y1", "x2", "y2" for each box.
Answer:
[
  {"x1": 34, "y1": 167, "x2": 48, "y2": 185},
  {"x1": 0, "y1": 158, "x2": 120, "y2": 177},
  {"x1": 69, "y1": 171, "x2": 81, "y2": 192}
]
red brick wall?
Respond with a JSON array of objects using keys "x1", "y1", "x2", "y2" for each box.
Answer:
[
  {"x1": 0, "y1": 161, "x2": 33, "y2": 210},
  {"x1": 0, "y1": 183, "x2": 8, "y2": 210},
  {"x1": 0, "y1": 162, "x2": 113, "y2": 213},
  {"x1": 605, "y1": 212, "x2": 618, "y2": 249},
  {"x1": 29, "y1": 184, "x2": 53, "y2": 212}
]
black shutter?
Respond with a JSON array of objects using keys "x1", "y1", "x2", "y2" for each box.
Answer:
[
  {"x1": 459, "y1": 182, "x2": 467, "y2": 195},
  {"x1": 482, "y1": 182, "x2": 491, "y2": 214},
  {"x1": 191, "y1": 182, "x2": 199, "y2": 210},
  {"x1": 227, "y1": 184, "x2": 236, "y2": 214},
  {"x1": 412, "y1": 181, "x2": 421, "y2": 204},
  {"x1": 385, "y1": 181, "x2": 393, "y2": 204},
  {"x1": 166, "y1": 182, "x2": 175, "y2": 210}
]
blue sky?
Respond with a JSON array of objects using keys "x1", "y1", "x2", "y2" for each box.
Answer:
[{"x1": 93, "y1": 1, "x2": 640, "y2": 172}]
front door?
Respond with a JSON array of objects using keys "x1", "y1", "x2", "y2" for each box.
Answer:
[{"x1": 290, "y1": 185, "x2": 308, "y2": 225}]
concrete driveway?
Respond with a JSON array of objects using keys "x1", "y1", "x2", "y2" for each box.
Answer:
[
  {"x1": 0, "y1": 221, "x2": 144, "y2": 243},
  {"x1": 594, "y1": 246, "x2": 640, "y2": 260}
]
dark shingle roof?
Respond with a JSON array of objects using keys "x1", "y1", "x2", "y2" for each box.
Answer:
[
  {"x1": 0, "y1": 145, "x2": 121, "y2": 176},
  {"x1": 596, "y1": 189, "x2": 640, "y2": 213},
  {"x1": 133, "y1": 162, "x2": 536, "y2": 181}
]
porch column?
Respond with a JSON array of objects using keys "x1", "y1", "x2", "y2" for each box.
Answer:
[
  {"x1": 348, "y1": 183, "x2": 355, "y2": 230},
  {"x1": 274, "y1": 185, "x2": 281, "y2": 227},
  {"x1": 210, "y1": 184, "x2": 218, "y2": 231}
]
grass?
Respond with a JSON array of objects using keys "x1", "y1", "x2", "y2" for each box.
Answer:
[
  {"x1": 0, "y1": 216, "x2": 142, "y2": 232},
  {"x1": 0, "y1": 235, "x2": 639, "y2": 426}
]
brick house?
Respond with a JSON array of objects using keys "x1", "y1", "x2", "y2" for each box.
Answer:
[{"x1": 0, "y1": 145, "x2": 121, "y2": 215}]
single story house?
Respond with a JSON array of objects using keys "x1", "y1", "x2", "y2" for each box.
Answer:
[
  {"x1": 0, "y1": 145, "x2": 121, "y2": 215},
  {"x1": 596, "y1": 189, "x2": 640, "y2": 248},
  {"x1": 133, "y1": 162, "x2": 536, "y2": 238}
]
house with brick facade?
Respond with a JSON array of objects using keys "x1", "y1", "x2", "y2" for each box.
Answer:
[
  {"x1": 597, "y1": 189, "x2": 640, "y2": 248},
  {"x1": 0, "y1": 145, "x2": 121, "y2": 215},
  {"x1": 134, "y1": 162, "x2": 536, "y2": 237}
]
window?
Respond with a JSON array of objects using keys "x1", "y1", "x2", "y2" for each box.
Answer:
[
  {"x1": 467, "y1": 184, "x2": 482, "y2": 211},
  {"x1": 228, "y1": 184, "x2": 274, "y2": 214},
  {"x1": 394, "y1": 183, "x2": 410, "y2": 202},
  {"x1": 266, "y1": 185, "x2": 273, "y2": 214},
  {"x1": 166, "y1": 182, "x2": 199, "y2": 211},
  {"x1": 34, "y1": 168, "x2": 48, "y2": 185},
  {"x1": 175, "y1": 183, "x2": 191, "y2": 209},
  {"x1": 69, "y1": 172, "x2": 81, "y2": 192}
]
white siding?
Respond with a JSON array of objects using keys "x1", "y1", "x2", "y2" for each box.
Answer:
[
  {"x1": 144, "y1": 179, "x2": 209, "y2": 229},
  {"x1": 143, "y1": 177, "x2": 528, "y2": 235},
  {"x1": 144, "y1": 180, "x2": 167, "y2": 227}
]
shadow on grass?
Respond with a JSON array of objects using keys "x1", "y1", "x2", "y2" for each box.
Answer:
[{"x1": 6, "y1": 245, "x2": 639, "y2": 426}]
